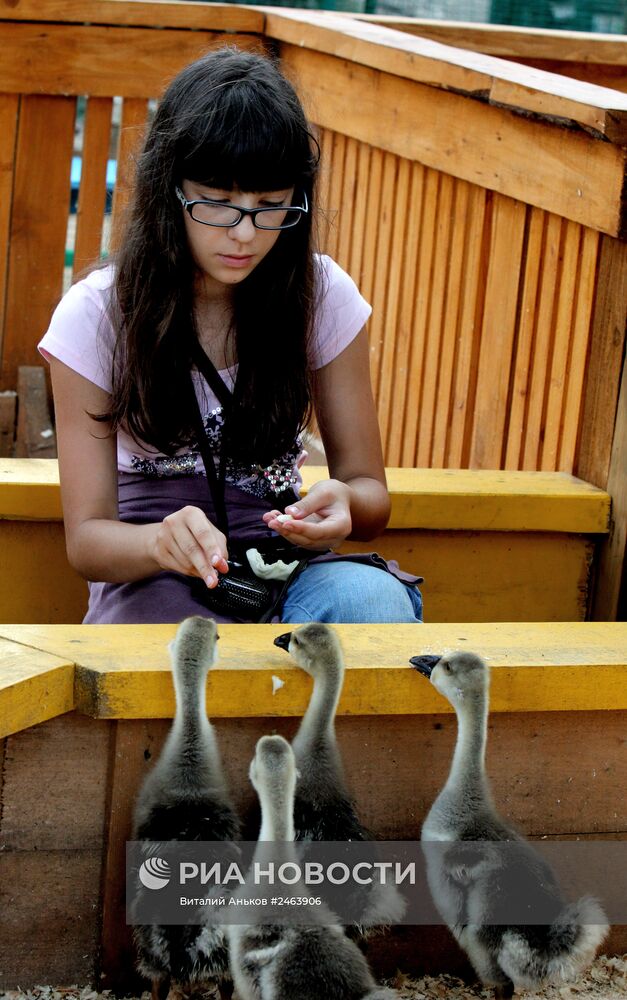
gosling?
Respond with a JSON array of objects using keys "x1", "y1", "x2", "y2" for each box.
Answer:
[{"x1": 411, "y1": 650, "x2": 608, "y2": 999}]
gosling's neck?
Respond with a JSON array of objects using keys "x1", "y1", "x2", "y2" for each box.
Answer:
[
  {"x1": 444, "y1": 689, "x2": 490, "y2": 798},
  {"x1": 292, "y1": 659, "x2": 343, "y2": 757},
  {"x1": 257, "y1": 784, "x2": 296, "y2": 844},
  {"x1": 169, "y1": 668, "x2": 216, "y2": 758}
]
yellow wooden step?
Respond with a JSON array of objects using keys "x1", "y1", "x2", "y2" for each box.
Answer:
[
  {"x1": 0, "y1": 621, "x2": 625, "y2": 736},
  {"x1": 0, "y1": 459, "x2": 611, "y2": 533},
  {"x1": 0, "y1": 637, "x2": 74, "y2": 738}
]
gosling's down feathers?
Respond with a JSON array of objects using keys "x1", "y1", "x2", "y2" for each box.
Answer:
[
  {"x1": 132, "y1": 616, "x2": 240, "y2": 1000},
  {"x1": 275, "y1": 623, "x2": 406, "y2": 932},
  {"x1": 227, "y1": 734, "x2": 397, "y2": 1000},
  {"x1": 411, "y1": 650, "x2": 608, "y2": 999}
]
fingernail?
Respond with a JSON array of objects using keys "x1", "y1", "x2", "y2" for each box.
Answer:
[
  {"x1": 205, "y1": 574, "x2": 217, "y2": 588},
  {"x1": 211, "y1": 554, "x2": 221, "y2": 567},
  {"x1": 285, "y1": 506, "x2": 298, "y2": 515}
]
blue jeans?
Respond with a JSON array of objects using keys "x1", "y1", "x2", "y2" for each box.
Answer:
[{"x1": 281, "y1": 560, "x2": 423, "y2": 624}]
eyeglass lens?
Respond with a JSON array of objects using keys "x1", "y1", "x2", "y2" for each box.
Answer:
[{"x1": 190, "y1": 202, "x2": 302, "y2": 230}]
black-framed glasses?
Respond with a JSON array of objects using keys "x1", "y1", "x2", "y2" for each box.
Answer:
[{"x1": 175, "y1": 186, "x2": 308, "y2": 230}]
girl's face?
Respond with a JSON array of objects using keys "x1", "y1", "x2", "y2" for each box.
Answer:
[{"x1": 180, "y1": 179, "x2": 294, "y2": 299}]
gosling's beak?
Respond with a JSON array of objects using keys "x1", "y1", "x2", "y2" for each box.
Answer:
[
  {"x1": 274, "y1": 631, "x2": 292, "y2": 652},
  {"x1": 410, "y1": 654, "x2": 441, "y2": 678}
]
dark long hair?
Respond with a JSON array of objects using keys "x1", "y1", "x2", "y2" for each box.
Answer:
[{"x1": 106, "y1": 46, "x2": 319, "y2": 464}]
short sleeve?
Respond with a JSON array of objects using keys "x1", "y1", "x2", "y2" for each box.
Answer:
[
  {"x1": 309, "y1": 255, "x2": 372, "y2": 370},
  {"x1": 38, "y1": 266, "x2": 116, "y2": 392}
]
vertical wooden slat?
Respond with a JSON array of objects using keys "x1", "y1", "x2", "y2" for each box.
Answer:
[
  {"x1": 505, "y1": 207, "x2": 545, "y2": 470},
  {"x1": 368, "y1": 151, "x2": 397, "y2": 404},
  {"x1": 417, "y1": 171, "x2": 454, "y2": 467},
  {"x1": 0, "y1": 95, "x2": 19, "y2": 363},
  {"x1": 336, "y1": 135, "x2": 358, "y2": 272},
  {"x1": 591, "y1": 350, "x2": 627, "y2": 621},
  {"x1": 1, "y1": 95, "x2": 75, "y2": 390},
  {"x1": 324, "y1": 130, "x2": 346, "y2": 263},
  {"x1": 559, "y1": 226, "x2": 600, "y2": 471},
  {"x1": 377, "y1": 155, "x2": 410, "y2": 451},
  {"x1": 576, "y1": 235, "x2": 627, "y2": 489},
  {"x1": 402, "y1": 168, "x2": 440, "y2": 467},
  {"x1": 447, "y1": 183, "x2": 488, "y2": 468},
  {"x1": 347, "y1": 140, "x2": 371, "y2": 286},
  {"x1": 73, "y1": 96, "x2": 113, "y2": 275},
  {"x1": 386, "y1": 160, "x2": 424, "y2": 466},
  {"x1": 110, "y1": 97, "x2": 148, "y2": 254},
  {"x1": 541, "y1": 219, "x2": 581, "y2": 470},
  {"x1": 469, "y1": 193, "x2": 526, "y2": 469},
  {"x1": 316, "y1": 126, "x2": 334, "y2": 253},
  {"x1": 522, "y1": 212, "x2": 563, "y2": 470},
  {"x1": 431, "y1": 179, "x2": 470, "y2": 468}
]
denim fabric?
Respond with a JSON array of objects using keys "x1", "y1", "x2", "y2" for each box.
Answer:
[{"x1": 281, "y1": 560, "x2": 423, "y2": 624}]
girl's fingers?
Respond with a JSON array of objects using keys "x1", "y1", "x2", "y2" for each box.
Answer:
[{"x1": 161, "y1": 508, "x2": 228, "y2": 584}]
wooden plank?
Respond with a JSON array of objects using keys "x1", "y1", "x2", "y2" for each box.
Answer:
[
  {"x1": 1, "y1": 712, "x2": 109, "y2": 849},
  {"x1": 344, "y1": 530, "x2": 595, "y2": 624},
  {"x1": 417, "y1": 171, "x2": 454, "y2": 467},
  {"x1": 1, "y1": 94, "x2": 75, "y2": 392},
  {"x1": 110, "y1": 96, "x2": 148, "y2": 253},
  {"x1": 266, "y1": 10, "x2": 627, "y2": 142},
  {"x1": 354, "y1": 17, "x2": 627, "y2": 67},
  {"x1": 592, "y1": 351, "x2": 627, "y2": 621},
  {"x1": 559, "y1": 225, "x2": 600, "y2": 471},
  {"x1": 0, "y1": 22, "x2": 264, "y2": 97},
  {"x1": 447, "y1": 183, "x2": 488, "y2": 468},
  {"x1": 504, "y1": 207, "x2": 544, "y2": 470},
  {"x1": 100, "y1": 719, "x2": 151, "y2": 993},
  {"x1": 469, "y1": 194, "x2": 527, "y2": 468},
  {"x1": 357, "y1": 145, "x2": 383, "y2": 327},
  {"x1": 509, "y1": 59, "x2": 627, "y2": 95},
  {"x1": 303, "y1": 466, "x2": 610, "y2": 533},
  {"x1": 0, "y1": 392, "x2": 16, "y2": 457},
  {"x1": 401, "y1": 168, "x2": 439, "y2": 466},
  {"x1": 0, "y1": 521, "x2": 88, "y2": 624},
  {"x1": 0, "y1": 0, "x2": 264, "y2": 30},
  {"x1": 0, "y1": 458, "x2": 611, "y2": 532},
  {"x1": 430, "y1": 178, "x2": 469, "y2": 468},
  {"x1": 0, "y1": 849, "x2": 102, "y2": 989},
  {"x1": 377, "y1": 155, "x2": 410, "y2": 453},
  {"x1": 336, "y1": 134, "x2": 358, "y2": 269},
  {"x1": 73, "y1": 95, "x2": 113, "y2": 274},
  {"x1": 0, "y1": 638, "x2": 74, "y2": 739},
  {"x1": 369, "y1": 151, "x2": 397, "y2": 403},
  {"x1": 347, "y1": 139, "x2": 371, "y2": 290},
  {"x1": 0, "y1": 94, "x2": 19, "y2": 362},
  {"x1": 280, "y1": 43, "x2": 627, "y2": 237},
  {"x1": 541, "y1": 219, "x2": 581, "y2": 471},
  {"x1": 385, "y1": 160, "x2": 424, "y2": 466},
  {"x1": 14, "y1": 366, "x2": 57, "y2": 458},
  {"x1": 576, "y1": 235, "x2": 627, "y2": 489},
  {"x1": 522, "y1": 212, "x2": 563, "y2": 470},
  {"x1": 0, "y1": 621, "x2": 625, "y2": 721}
]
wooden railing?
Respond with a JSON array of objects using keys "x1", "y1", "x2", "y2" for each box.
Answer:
[{"x1": 0, "y1": 2, "x2": 625, "y2": 613}]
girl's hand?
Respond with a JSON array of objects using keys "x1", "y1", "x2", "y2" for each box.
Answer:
[
  {"x1": 263, "y1": 480, "x2": 352, "y2": 551},
  {"x1": 151, "y1": 506, "x2": 229, "y2": 587}
]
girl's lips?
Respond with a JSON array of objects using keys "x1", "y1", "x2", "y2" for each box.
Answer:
[{"x1": 219, "y1": 254, "x2": 254, "y2": 268}]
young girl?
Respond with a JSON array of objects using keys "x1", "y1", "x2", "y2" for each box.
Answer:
[{"x1": 39, "y1": 47, "x2": 423, "y2": 625}]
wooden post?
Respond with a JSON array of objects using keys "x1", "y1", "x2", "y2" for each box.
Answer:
[{"x1": 14, "y1": 367, "x2": 56, "y2": 458}]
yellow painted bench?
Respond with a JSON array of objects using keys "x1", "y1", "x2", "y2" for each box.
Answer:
[
  {"x1": 0, "y1": 459, "x2": 611, "y2": 624},
  {"x1": 0, "y1": 620, "x2": 626, "y2": 991},
  {"x1": 0, "y1": 621, "x2": 626, "y2": 738}
]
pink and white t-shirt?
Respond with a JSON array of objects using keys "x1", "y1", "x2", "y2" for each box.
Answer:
[{"x1": 39, "y1": 254, "x2": 371, "y2": 497}]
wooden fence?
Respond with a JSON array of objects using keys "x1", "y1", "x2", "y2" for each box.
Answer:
[{"x1": 0, "y1": 2, "x2": 625, "y2": 611}]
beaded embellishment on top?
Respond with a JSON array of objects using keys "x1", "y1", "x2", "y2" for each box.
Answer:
[{"x1": 130, "y1": 404, "x2": 302, "y2": 498}]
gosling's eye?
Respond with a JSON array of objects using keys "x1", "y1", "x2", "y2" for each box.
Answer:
[
  {"x1": 292, "y1": 634, "x2": 300, "y2": 646},
  {"x1": 443, "y1": 663, "x2": 451, "y2": 673}
]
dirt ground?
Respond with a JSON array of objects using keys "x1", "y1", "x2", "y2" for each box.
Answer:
[{"x1": 1, "y1": 954, "x2": 625, "y2": 1000}]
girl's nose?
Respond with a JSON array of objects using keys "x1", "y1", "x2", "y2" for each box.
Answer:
[{"x1": 228, "y1": 214, "x2": 256, "y2": 243}]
